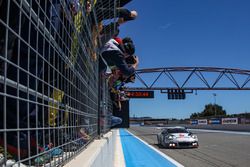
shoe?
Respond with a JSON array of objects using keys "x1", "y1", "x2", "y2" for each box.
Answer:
[
  {"x1": 119, "y1": 91, "x2": 129, "y2": 101},
  {"x1": 0, "y1": 138, "x2": 27, "y2": 159},
  {"x1": 62, "y1": 142, "x2": 79, "y2": 152},
  {"x1": 70, "y1": 0, "x2": 81, "y2": 16},
  {"x1": 85, "y1": 0, "x2": 92, "y2": 13},
  {"x1": 2, "y1": 159, "x2": 15, "y2": 167},
  {"x1": 0, "y1": 146, "x2": 13, "y2": 160},
  {"x1": 0, "y1": 153, "x2": 4, "y2": 165},
  {"x1": 78, "y1": 128, "x2": 90, "y2": 144},
  {"x1": 34, "y1": 153, "x2": 50, "y2": 165},
  {"x1": 50, "y1": 148, "x2": 63, "y2": 157}
]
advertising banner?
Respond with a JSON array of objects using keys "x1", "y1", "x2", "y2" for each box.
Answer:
[
  {"x1": 208, "y1": 119, "x2": 221, "y2": 124},
  {"x1": 240, "y1": 118, "x2": 250, "y2": 124},
  {"x1": 190, "y1": 120, "x2": 198, "y2": 125},
  {"x1": 198, "y1": 119, "x2": 208, "y2": 125},
  {"x1": 222, "y1": 118, "x2": 238, "y2": 125}
]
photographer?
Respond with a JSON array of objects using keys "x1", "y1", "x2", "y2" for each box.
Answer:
[{"x1": 101, "y1": 37, "x2": 139, "y2": 76}]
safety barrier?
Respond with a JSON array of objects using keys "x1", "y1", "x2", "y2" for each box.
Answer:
[
  {"x1": 190, "y1": 118, "x2": 240, "y2": 125},
  {"x1": 64, "y1": 130, "x2": 117, "y2": 167}
]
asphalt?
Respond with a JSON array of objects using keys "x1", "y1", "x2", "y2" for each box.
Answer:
[{"x1": 128, "y1": 126, "x2": 250, "y2": 167}]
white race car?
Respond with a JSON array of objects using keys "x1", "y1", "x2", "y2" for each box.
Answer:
[{"x1": 157, "y1": 126, "x2": 198, "y2": 148}]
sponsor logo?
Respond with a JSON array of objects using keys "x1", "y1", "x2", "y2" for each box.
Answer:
[
  {"x1": 198, "y1": 119, "x2": 208, "y2": 125},
  {"x1": 222, "y1": 118, "x2": 238, "y2": 125},
  {"x1": 208, "y1": 119, "x2": 221, "y2": 124},
  {"x1": 179, "y1": 134, "x2": 185, "y2": 138},
  {"x1": 240, "y1": 118, "x2": 250, "y2": 124},
  {"x1": 190, "y1": 120, "x2": 198, "y2": 125}
]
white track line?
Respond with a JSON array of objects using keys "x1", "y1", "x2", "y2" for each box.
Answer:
[
  {"x1": 126, "y1": 130, "x2": 184, "y2": 167},
  {"x1": 114, "y1": 130, "x2": 126, "y2": 167}
]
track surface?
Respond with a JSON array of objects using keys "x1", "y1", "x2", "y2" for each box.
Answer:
[{"x1": 128, "y1": 126, "x2": 250, "y2": 167}]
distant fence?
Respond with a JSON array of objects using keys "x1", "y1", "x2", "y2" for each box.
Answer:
[
  {"x1": 131, "y1": 117, "x2": 250, "y2": 126},
  {"x1": 190, "y1": 117, "x2": 250, "y2": 125},
  {"x1": 0, "y1": 0, "x2": 116, "y2": 166}
]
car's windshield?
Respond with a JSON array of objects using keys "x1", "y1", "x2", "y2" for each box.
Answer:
[{"x1": 167, "y1": 128, "x2": 188, "y2": 133}]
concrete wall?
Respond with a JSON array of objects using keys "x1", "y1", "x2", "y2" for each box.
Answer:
[{"x1": 65, "y1": 130, "x2": 117, "y2": 167}]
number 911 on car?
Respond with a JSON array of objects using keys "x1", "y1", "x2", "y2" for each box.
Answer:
[{"x1": 157, "y1": 126, "x2": 198, "y2": 148}]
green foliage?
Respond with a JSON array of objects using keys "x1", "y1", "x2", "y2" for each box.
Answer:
[
  {"x1": 228, "y1": 112, "x2": 250, "y2": 118},
  {"x1": 190, "y1": 103, "x2": 226, "y2": 118}
]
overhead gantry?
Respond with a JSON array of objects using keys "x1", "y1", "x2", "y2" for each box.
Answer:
[{"x1": 126, "y1": 67, "x2": 250, "y2": 91}]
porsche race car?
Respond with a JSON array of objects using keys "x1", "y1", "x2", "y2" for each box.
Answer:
[{"x1": 157, "y1": 126, "x2": 198, "y2": 148}]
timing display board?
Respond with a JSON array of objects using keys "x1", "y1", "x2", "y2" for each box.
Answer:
[{"x1": 126, "y1": 91, "x2": 154, "y2": 98}]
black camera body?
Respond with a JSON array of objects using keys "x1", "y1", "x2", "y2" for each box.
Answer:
[{"x1": 125, "y1": 55, "x2": 137, "y2": 65}]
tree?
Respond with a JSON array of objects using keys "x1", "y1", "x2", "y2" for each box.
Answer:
[
  {"x1": 190, "y1": 112, "x2": 198, "y2": 119},
  {"x1": 190, "y1": 103, "x2": 226, "y2": 118}
]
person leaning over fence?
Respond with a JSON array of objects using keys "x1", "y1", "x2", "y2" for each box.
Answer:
[
  {"x1": 98, "y1": 9, "x2": 138, "y2": 45},
  {"x1": 107, "y1": 56, "x2": 137, "y2": 90},
  {"x1": 92, "y1": 0, "x2": 138, "y2": 46},
  {"x1": 108, "y1": 55, "x2": 138, "y2": 111},
  {"x1": 101, "y1": 37, "x2": 138, "y2": 111},
  {"x1": 100, "y1": 37, "x2": 137, "y2": 87},
  {"x1": 93, "y1": 0, "x2": 134, "y2": 23},
  {"x1": 95, "y1": 6, "x2": 137, "y2": 23},
  {"x1": 101, "y1": 37, "x2": 139, "y2": 77}
]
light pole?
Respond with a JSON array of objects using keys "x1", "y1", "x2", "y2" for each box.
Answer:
[{"x1": 213, "y1": 93, "x2": 217, "y2": 116}]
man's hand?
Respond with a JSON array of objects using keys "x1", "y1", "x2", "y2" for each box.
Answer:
[{"x1": 132, "y1": 56, "x2": 139, "y2": 69}]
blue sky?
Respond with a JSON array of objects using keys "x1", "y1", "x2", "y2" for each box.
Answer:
[{"x1": 119, "y1": 0, "x2": 250, "y2": 119}]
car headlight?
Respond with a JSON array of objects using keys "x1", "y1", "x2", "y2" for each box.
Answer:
[
  {"x1": 167, "y1": 135, "x2": 176, "y2": 140},
  {"x1": 191, "y1": 135, "x2": 197, "y2": 139}
]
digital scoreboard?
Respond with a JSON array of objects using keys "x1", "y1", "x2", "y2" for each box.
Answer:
[{"x1": 126, "y1": 91, "x2": 154, "y2": 98}]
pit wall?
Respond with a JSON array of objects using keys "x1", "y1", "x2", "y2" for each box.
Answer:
[{"x1": 65, "y1": 130, "x2": 117, "y2": 167}]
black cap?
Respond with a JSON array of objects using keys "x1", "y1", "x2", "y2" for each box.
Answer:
[
  {"x1": 122, "y1": 37, "x2": 133, "y2": 44},
  {"x1": 124, "y1": 42, "x2": 135, "y2": 55}
]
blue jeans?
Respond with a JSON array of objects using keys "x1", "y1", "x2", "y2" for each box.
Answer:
[{"x1": 111, "y1": 116, "x2": 122, "y2": 127}]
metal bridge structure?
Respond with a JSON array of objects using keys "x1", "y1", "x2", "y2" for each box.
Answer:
[{"x1": 126, "y1": 67, "x2": 250, "y2": 91}]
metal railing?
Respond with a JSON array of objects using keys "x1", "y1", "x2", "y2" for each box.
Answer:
[{"x1": 0, "y1": 0, "x2": 118, "y2": 166}]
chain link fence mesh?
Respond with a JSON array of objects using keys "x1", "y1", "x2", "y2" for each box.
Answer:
[{"x1": 0, "y1": 0, "x2": 119, "y2": 165}]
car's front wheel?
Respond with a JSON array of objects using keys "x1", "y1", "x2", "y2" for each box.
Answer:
[{"x1": 157, "y1": 135, "x2": 160, "y2": 145}]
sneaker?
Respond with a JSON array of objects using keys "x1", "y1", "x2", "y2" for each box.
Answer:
[
  {"x1": 3, "y1": 159, "x2": 15, "y2": 167},
  {"x1": 34, "y1": 153, "x2": 50, "y2": 165},
  {"x1": 0, "y1": 153, "x2": 4, "y2": 165},
  {"x1": 0, "y1": 151, "x2": 17, "y2": 167},
  {"x1": 69, "y1": 0, "x2": 81, "y2": 16},
  {"x1": 0, "y1": 138, "x2": 27, "y2": 159},
  {"x1": 0, "y1": 146, "x2": 13, "y2": 160},
  {"x1": 86, "y1": 0, "x2": 92, "y2": 13}
]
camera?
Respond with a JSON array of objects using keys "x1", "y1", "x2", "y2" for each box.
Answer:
[{"x1": 125, "y1": 55, "x2": 137, "y2": 65}]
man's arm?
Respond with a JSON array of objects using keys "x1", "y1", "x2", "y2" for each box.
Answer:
[{"x1": 112, "y1": 52, "x2": 136, "y2": 76}]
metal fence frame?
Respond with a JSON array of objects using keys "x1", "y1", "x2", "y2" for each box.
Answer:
[{"x1": 0, "y1": 0, "x2": 117, "y2": 166}]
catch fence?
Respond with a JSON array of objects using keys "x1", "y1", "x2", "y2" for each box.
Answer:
[{"x1": 0, "y1": 0, "x2": 118, "y2": 166}]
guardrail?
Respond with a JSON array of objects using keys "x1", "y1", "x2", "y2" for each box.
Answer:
[{"x1": 190, "y1": 117, "x2": 250, "y2": 125}]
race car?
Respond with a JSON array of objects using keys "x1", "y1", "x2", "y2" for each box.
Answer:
[{"x1": 157, "y1": 126, "x2": 198, "y2": 148}]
